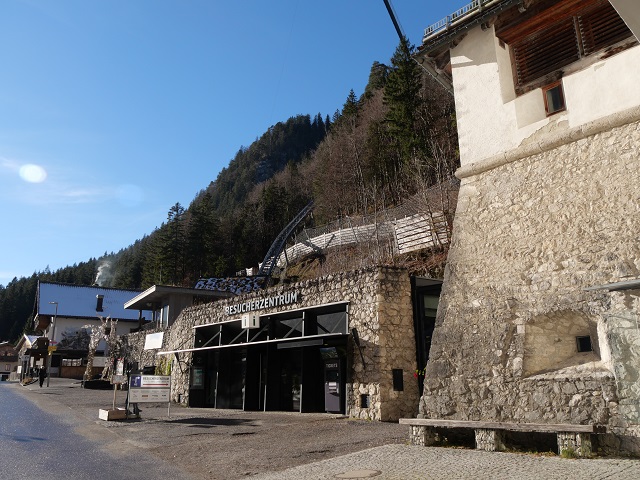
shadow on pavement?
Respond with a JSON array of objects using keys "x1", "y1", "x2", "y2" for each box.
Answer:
[{"x1": 160, "y1": 417, "x2": 258, "y2": 428}]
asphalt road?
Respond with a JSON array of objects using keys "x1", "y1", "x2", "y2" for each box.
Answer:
[{"x1": 0, "y1": 382, "x2": 197, "y2": 480}]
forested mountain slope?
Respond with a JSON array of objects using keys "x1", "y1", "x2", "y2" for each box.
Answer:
[{"x1": 0, "y1": 39, "x2": 458, "y2": 342}]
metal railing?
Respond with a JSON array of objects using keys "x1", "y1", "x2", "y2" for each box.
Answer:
[
  {"x1": 423, "y1": 0, "x2": 499, "y2": 40},
  {"x1": 257, "y1": 200, "x2": 314, "y2": 277},
  {"x1": 277, "y1": 179, "x2": 460, "y2": 268}
]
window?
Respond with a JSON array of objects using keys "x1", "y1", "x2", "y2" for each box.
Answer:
[
  {"x1": 542, "y1": 81, "x2": 566, "y2": 115},
  {"x1": 576, "y1": 336, "x2": 593, "y2": 353},
  {"x1": 161, "y1": 305, "x2": 169, "y2": 328},
  {"x1": 194, "y1": 302, "x2": 349, "y2": 350},
  {"x1": 62, "y1": 358, "x2": 82, "y2": 367},
  {"x1": 392, "y1": 369, "x2": 404, "y2": 392},
  {"x1": 498, "y1": 0, "x2": 634, "y2": 93}
]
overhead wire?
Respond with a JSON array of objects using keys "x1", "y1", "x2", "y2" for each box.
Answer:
[{"x1": 381, "y1": 0, "x2": 454, "y2": 95}]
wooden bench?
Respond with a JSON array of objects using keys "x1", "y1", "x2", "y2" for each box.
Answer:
[{"x1": 399, "y1": 418, "x2": 606, "y2": 457}]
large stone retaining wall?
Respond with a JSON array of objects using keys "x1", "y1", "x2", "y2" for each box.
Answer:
[
  {"x1": 420, "y1": 118, "x2": 640, "y2": 453},
  {"x1": 129, "y1": 266, "x2": 419, "y2": 421}
]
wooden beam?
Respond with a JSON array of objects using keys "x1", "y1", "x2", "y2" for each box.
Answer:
[{"x1": 399, "y1": 418, "x2": 601, "y2": 433}]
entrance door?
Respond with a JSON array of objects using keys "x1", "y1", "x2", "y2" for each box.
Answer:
[
  {"x1": 215, "y1": 348, "x2": 246, "y2": 409},
  {"x1": 263, "y1": 346, "x2": 305, "y2": 412},
  {"x1": 279, "y1": 348, "x2": 302, "y2": 412},
  {"x1": 411, "y1": 278, "x2": 443, "y2": 394},
  {"x1": 262, "y1": 345, "x2": 337, "y2": 413},
  {"x1": 243, "y1": 346, "x2": 266, "y2": 411},
  {"x1": 300, "y1": 347, "x2": 325, "y2": 412}
]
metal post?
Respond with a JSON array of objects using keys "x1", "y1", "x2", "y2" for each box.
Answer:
[
  {"x1": 47, "y1": 301, "x2": 58, "y2": 387},
  {"x1": 167, "y1": 376, "x2": 172, "y2": 417}
]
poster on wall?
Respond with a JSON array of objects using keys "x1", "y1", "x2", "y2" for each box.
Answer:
[
  {"x1": 57, "y1": 328, "x2": 90, "y2": 350},
  {"x1": 190, "y1": 367, "x2": 204, "y2": 389},
  {"x1": 93, "y1": 356, "x2": 107, "y2": 367},
  {"x1": 144, "y1": 332, "x2": 164, "y2": 350}
]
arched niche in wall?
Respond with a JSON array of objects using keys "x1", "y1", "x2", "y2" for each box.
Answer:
[{"x1": 523, "y1": 310, "x2": 605, "y2": 376}]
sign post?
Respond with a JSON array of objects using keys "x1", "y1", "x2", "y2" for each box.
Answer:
[
  {"x1": 46, "y1": 345, "x2": 57, "y2": 387},
  {"x1": 99, "y1": 359, "x2": 128, "y2": 421}
]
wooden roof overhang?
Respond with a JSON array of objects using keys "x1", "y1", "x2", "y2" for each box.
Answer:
[{"x1": 124, "y1": 284, "x2": 233, "y2": 311}]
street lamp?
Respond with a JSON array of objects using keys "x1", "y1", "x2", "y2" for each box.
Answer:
[{"x1": 47, "y1": 301, "x2": 58, "y2": 387}]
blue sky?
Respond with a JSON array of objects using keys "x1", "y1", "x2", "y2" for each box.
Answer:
[{"x1": 0, "y1": 0, "x2": 462, "y2": 286}]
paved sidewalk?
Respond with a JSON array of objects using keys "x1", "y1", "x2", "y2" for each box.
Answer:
[
  {"x1": 12, "y1": 378, "x2": 640, "y2": 480},
  {"x1": 254, "y1": 444, "x2": 640, "y2": 479}
]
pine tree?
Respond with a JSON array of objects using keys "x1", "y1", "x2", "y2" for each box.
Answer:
[
  {"x1": 161, "y1": 203, "x2": 186, "y2": 285},
  {"x1": 185, "y1": 193, "x2": 222, "y2": 283},
  {"x1": 342, "y1": 89, "x2": 359, "y2": 119},
  {"x1": 140, "y1": 231, "x2": 165, "y2": 288},
  {"x1": 383, "y1": 37, "x2": 424, "y2": 167}
]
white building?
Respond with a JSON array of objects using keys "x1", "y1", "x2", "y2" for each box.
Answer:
[{"x1": 33, "y1": 281, "x2": 153, "y2": 378}]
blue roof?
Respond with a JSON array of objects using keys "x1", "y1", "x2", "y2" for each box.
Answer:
[{"x1": 38, "y1": 282, "x2": 152, "y2": 322}]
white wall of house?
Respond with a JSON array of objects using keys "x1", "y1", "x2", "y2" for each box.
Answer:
[{"x1": 451, "y1": 25, "x2": 640, "y2": 166}]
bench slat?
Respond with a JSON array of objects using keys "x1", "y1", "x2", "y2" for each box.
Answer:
[{"x1": 399, "y1": 418, "x2": 598, "y2": 433}]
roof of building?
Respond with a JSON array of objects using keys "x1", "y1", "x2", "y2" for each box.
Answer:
[
  {"x1": 419, "y1": 0, "x2": 522, "y2": 54},
  {"x1": 124, "y1": 284, "x2": 233, "y2": 311},
  {"x1": 37, "y1": 281, "x2": 151, "y2": 321},
  {"x1": 0, "y1": 341, "x2": 18, "y2": 351},
  {"x1": 194, "y1": 276, "x2": 267, "y2": 295},
  {"x1": 15, "y1": 334, "x2": 40, "y2": 350}
]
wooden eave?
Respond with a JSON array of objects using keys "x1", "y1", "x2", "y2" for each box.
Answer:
[
  {"x1": 33, "y1": 314, "x2": 51, "y2": 332},
  {"x1": 496, "y1": 0, "x2": 609, "y2": 43}
]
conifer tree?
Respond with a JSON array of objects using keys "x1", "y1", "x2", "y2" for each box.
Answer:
[
  {"x1": 383, "y1": 37, "x2": 424, "y2": 167},
  {"x1": 342, "y1": 89, "x2": 359, "y2": 119},
  {"x1": 160, "y1": 203, "x2": 186, "y2": 285},
  {"x1": 185, "y1": 193, "x2": 222, "y2": 282}
]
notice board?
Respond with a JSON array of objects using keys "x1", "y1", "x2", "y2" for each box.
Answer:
[{"x1": 129, "y1": 375, "x2": 171, "y2": 403}]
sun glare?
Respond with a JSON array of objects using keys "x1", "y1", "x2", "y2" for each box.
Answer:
[{"x1": 19, "y1": 164, "x2": 47, "y2": 183}]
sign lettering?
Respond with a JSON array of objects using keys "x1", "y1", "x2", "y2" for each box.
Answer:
[{"x1": 225, "y1": 291, "x2": 300, "y2": 315}]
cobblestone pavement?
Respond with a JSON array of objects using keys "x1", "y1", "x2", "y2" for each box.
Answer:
[
  {"x1": 254, "y1": 444, "x2": 640, "y2": 479},
  {"x1": 12, "y1": 378, "x2": 640, "y2": 480}
]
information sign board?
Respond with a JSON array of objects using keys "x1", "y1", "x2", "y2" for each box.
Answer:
[
  {"x1": 129, "y1": 387, "x2": 171, "y2": 403},
  {"x1": 129, "y1": 375, "x2": 171, "y2": 403},
  {"x1": 140, "y1": 375, "x2": 170, "y2": 387}
]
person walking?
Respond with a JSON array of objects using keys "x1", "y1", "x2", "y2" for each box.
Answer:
[{"x1": 38, "y1": 366, "x2": 47, "y2": 387}]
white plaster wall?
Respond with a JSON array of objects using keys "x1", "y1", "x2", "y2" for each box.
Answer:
[
  {"x1": 564, "y1": 47, "x2": 640, "y2": 127},
  {"x1": 451, "y1": 24, "x2": 640, "y2": 166}
]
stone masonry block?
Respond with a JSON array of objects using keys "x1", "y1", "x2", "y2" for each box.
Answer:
[{"x1": 475, "y1": 428, "x2": 506, "y2": 452}]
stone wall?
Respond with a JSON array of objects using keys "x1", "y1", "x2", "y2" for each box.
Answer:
[
  {"x1": 122, "y1": 329, "x2": 163, "y2": 371},
  {"x1": 155, "y1": 266, "x2": 418, "y2": 421},
  {"x1": 420, "y1": 118, "x2": 640, "y2": 453}
]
